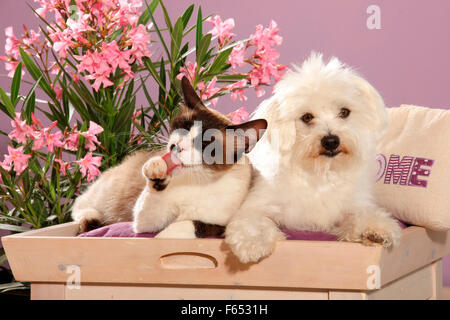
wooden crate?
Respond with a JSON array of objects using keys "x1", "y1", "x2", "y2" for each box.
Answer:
[{"x1": 2, "y1": 222, "x2": 449, "y2": 300}]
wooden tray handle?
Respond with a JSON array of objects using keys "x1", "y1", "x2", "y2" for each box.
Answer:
[{"x1": 159, "y1": 252, "x2": 218, "y2": 270}]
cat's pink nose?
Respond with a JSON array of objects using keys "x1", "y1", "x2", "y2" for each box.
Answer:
[{"x1": 176, "y1": 139, "x2": 188, "y2": 152}]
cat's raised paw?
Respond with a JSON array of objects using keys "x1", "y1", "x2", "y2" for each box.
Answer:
[{"x1": 142, "y1": 157, "x2": 168, "y2": 181}]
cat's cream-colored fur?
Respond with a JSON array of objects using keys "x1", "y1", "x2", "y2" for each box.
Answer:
[{"x1": 133, "y1": 154, "x2": 253, "y2": 238}]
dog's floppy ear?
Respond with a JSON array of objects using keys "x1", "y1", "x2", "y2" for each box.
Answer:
[
  {"x1": 253, "y1": 96, "x2": 297, "y2": 154},
  {"x1": 353, "y1": 76, "x2": 389, "y2": 135}
]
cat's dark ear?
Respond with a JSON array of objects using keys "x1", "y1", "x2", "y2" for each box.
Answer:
[
  {"x1": 226, "y1": 119, "x2": 267, "y2": 155},
  {"x1": 181, "y1": 76, "x2": 203, "y2": 110}
]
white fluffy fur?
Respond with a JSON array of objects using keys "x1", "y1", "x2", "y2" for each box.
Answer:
[{"x1": 225, "y1": 53, "x2": 402, "y2": 263}]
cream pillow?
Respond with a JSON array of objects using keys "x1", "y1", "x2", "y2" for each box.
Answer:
[{"x1": 374, "y1": 105, "x2": 450, "y2": 230}]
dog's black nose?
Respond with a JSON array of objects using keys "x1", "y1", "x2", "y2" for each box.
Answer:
[{"x1": 321, "y1": 135, "x2": 340, "y2": 151}]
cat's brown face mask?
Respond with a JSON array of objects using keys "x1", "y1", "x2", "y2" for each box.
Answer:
[{"x1": 167, "y1": 76, "x2": 267, "y2": 171}]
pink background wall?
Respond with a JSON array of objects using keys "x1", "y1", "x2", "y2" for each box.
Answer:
[{"x1": 0, "y1": 1, "x2": 449, "y2": 285}]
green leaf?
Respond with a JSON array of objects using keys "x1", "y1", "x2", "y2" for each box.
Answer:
[
  {"x1": 24, "y1": 92, "x2": 36, "y2": 123},
  {"x1": 159, "y1": 0, "x2": 173, "y2": 33},
  {"x1": 113, "y1": 97, "x2": 135, "y2": 132},
  {"x1": 147, "y1": 0, "x2": 171, "y2": 60},
  {"x1": 19, "y1": 48, "x2": 55, "y2": 101},
  {"x1": 158, "y1": 57, "x2": 166, "y2": 110},
  {"x1": 216, "y1": 74, "x2": 248, "y2": 82},
  {"x1": 0, "y1": 282, "x2": 28, "y2": 293},
  {"x1": 66, "y1": 88, "x2": 90, "y2": 122},
  {"x1": 0, "y1": 88, "x2": 15, "y2": 118},
  {"x1": 22, "y1": 75, "x2": 42, "y2": 122},
  {"x1": 11, "y1": 62, "x2": 22, "y2": 106},
  {"x1": 141, "y1": 77, "x2": 169, "y2": 134},
  {"x1": 207, "y1": 47, "x2": 233, "y2": 75},
  {"x1": 0, "y1": 213, "x2": 26, "y2": 224},
  {"x1": 108, "y1": 27, "x2": 124, "y2": 42},
  {"x1": 181, "y1": 5, "x2": 194, "y2": 29},
  {"x1": 195, "y1": 6, "x2": 203, "y2": 51},
  {"x1": 27, "y1": 3, "x2": 58, "y2": 32},
  {"x1": 0, "y1": 102, "x2": 14, "y2": 119},
  {"x1": 0, "y1": 249, "x2": 7, "y2": 266},
  {"x1": 196, "y1": 33, "x2": 212, "y2": 69},
  {"x1": 183, "y1": 13, "x2": 212, "y2": 37},
  {"x1": 143, "y1": 58, "x2": 168, "y2": 95},
  {"x1": 0, "y1": 223, "x2": 30, "y2": 232},
  {"x1": 138, "y1": 0, "x2": 159, "y2": 26},
  {"x1": 170, "y1": 17, "x2": 184, "y2": 60}
]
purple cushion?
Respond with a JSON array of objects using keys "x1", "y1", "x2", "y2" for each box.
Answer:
[
  {"x1": 78, "y1": 222, "x2": 158, "y2": 238},
  {"x1": 79, "y1": 221, "x2": 408, "y2": 240},
  {"x1": 78, "y1": 221, "x2": 337, "y2": 240}
]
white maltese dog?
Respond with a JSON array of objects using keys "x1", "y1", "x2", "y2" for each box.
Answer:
[{"x1": 225, "y1": 53, "x2": 402, "y2": 263}]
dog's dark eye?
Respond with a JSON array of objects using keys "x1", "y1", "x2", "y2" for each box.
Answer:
[
  {"x1": 301, "y1": 113, "x2": 314, "y2": 124},
  {"x1": 339, "y1": 108, "x2": 351, "y2": 119}
]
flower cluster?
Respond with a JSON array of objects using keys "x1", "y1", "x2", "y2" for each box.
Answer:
[
  {"x1": 1, "y1": 0, "x2": 152, "y2": 91},
  {"x1": 180, "y1": 16, "x2": 286, "y2": 124},
  {"x1": 1, "y1": 113, "x2": 104, "y2": 182},
  {"x1": 0, "y1": 26, "x2": 33, "y2": 77}
]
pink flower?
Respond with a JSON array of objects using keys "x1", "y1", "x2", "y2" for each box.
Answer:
[
  {"x1": 30, "y1": 120, "x2": 60, "y2": 151},
  {"x1": 1, "y1": 59, "x2": 20, "y2": 78},
  {"x1": 75, "y1": 49, "x2": 114, "y2": 91},
  {"x1": 126, "y1": 24, "x2": 151, "y2": 65},
  {"x1": 117, "y1": 0, "x2": 143, "y2": 26},
  {"x1": 85, "y1": 73, "x2": 114, "y2": 91},
  {"x1": 206, "y1": 15, "x2": 235, "y2": 44},
  {"x1": 49, "y1": 61, "x2": 60, "y2": 75},
  {"x1": 8, "y1": 113, "x2": 34, "y2": 144},
  {"x1": 246, "y1": 20, "x2": 286, "y2": 96},
  {"x1": 228, "y1": 43, "x2": 246, "y2": 70},
  {"x1": 100, "y1": 41, "x2": 134, "y2": 79},
  {"x1": 176, "y1": 61, "x2": 204, "y2": 86},
  {"x1": 199, "y1": 76, "x2": 220, "y2": 107},
  {"x1": 1, "y1": 145, "x2": 31, "y2": 175},
  {"x1": 254, "y1": 86, "x2": 266, "y2": 98},
  {"x1": 45, "y1": 130, "x2": 64, "y2": 152},
  {"x1": 51, "y1": 84, "x2": 63, "y2": 100},
  {"x1": 22, "y1": 28, "x2": 41, "y2": 46},
  {"x1": 31, "y1": 112, "x2": 43, "y2": 128},
  {"x1": 75, "y1": 50, "x2": 99, "y2": 74},
  {"x1": 71, "y1": 73, "x2": 81, "y2": 83},
  {"x1": 229, "y1": 107, "x2": 249, "y2": 124},
  {"x1": 52, "y1": 30, "x2": 73, "y2": 58},
  {"x1": 34, "y1": 0, "x2": 53, "y2": 19},
  {"x1": 31, "y1": 131, "x2": 46, "y2": 151},
  {"x1": 229, "y1": 79, "x2": 248, "y2": 101},
  {"x1": 54, "y1": 158, "x2": 69, "y2": 176},
  {"x1": 76, "y1": 152, "x2": 102, "y2": 182},
  {"x1": 64, "y1": 131, "x2": 80, "y2": 151},
  {"x1": 75, "y1": 47, "x2": 124, "y2": 91},
  {"x1": 81, "y1": 121, "x2": 104, "y2": 151},
  {"x1": 4, "y1": 27, "x2": 20, "y2": 59},
  {"x1": 132, "y1": 110, "x2": 142, "y2": 124},
  {"x1": 251, "y1": 20, "x2": 283, "y2": 48}
]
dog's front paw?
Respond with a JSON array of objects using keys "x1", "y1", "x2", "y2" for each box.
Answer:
[
  {"x1": 361, "y1": 228, "x2": 393, "y2": 247},
  {"x1": 360, "y1": 220, "x2": 402, "y2": 248},
  {"x1": 143, "y1": 156, "x2": 168, "y2": 180},
  {"x1": 225, "y1": 217, "x2": 285, "y2": 264}
]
